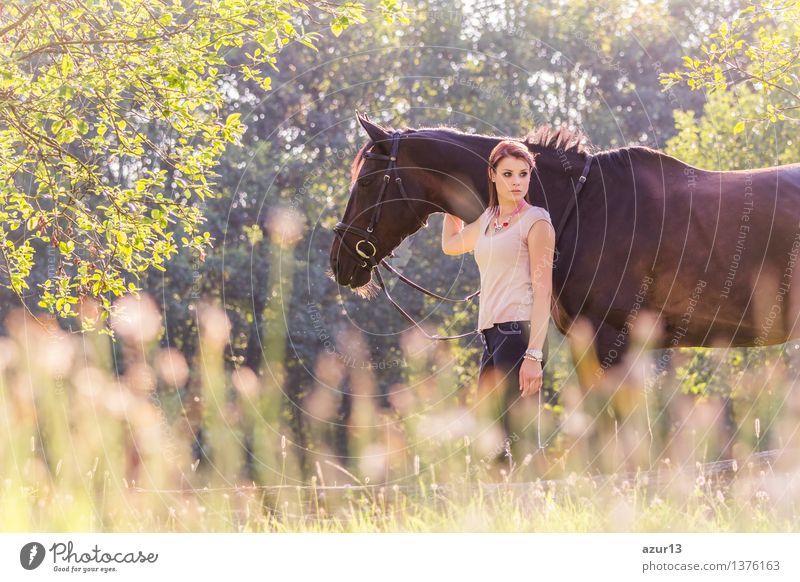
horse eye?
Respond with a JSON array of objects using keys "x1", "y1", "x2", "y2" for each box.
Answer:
[{"x1": 358, "y1": 177, "x2": 374, "y2": 187}]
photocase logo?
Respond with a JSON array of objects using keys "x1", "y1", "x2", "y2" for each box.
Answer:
[{"x1": 20, "y1": 542, "x2": 46, "y2": 570}]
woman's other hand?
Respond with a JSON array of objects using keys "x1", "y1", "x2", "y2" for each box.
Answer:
[{"x1": 519, "y1": 358, "x2": 543, "y2": 397}]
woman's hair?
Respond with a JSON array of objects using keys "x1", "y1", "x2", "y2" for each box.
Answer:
[{"x1": 487, "y1": 140, "x2": 538, "y2": 214}]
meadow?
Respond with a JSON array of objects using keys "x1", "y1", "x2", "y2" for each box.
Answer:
[{"x1": 2, "y1": 294, "x2": 798, "y2": 533}]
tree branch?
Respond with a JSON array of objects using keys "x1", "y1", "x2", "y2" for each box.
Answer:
[
  {"x1": 17, "y1": 19, "x2": 196, "y2": 61},
  {"x1": 0, "y1": 2, "x2": 41, "y2": 39}
]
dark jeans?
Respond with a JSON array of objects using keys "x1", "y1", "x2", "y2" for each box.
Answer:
[{"x1": 478, "y1": 320, "x2": 555, "y2": 441}]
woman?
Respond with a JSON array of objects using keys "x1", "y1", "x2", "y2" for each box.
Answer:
[{"x1": 441, "y1": 140, "x2": 555, "y2": 447}]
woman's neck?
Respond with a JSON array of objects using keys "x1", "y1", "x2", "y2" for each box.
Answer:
[{"x1": 497, "y1": 199, "x2": 527, "y2": 215}]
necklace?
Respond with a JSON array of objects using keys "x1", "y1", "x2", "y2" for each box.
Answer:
[{"x1": 493, "y1": 200, "x2": 527, "y2": 232}]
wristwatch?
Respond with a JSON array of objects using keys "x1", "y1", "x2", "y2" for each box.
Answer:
[{"x1": 523, "y1": 348, "x2": 543, "y2": 362}]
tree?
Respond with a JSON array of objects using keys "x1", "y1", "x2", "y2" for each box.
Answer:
[
  {"x1": 0, "y1": 0, "x2": 409, "y2": 331},
  {"x1": 662, "y1": 0, "x2": 800, "y2": 126},
  {"x1": 667, "y1": 86, "x2": 800, "y2": 170}
]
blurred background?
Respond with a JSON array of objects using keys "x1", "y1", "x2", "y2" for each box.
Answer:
[{"x1": 1, "y1": 0, "x2": 799, "y2": 531}]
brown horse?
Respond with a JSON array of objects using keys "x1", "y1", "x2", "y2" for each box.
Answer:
[{"x1": 331, "y1": 112, "x2": 800, "y2": 375}]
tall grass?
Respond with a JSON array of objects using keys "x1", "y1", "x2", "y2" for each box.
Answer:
[{"x1": 1, "y1": 220, "x2": 799, "y2": 531}]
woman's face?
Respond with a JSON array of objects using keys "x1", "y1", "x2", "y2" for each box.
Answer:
[{"x1": 491, "y1": 156, "x2": 531, "y2": 206}]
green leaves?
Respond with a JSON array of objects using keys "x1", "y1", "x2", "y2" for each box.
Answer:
[
  {"x1": 223, "y1": 112, "x2": 244, "y2": 142},
  {"x1": 666, "y1": 85, "x2": 799, "y2": 172},
  {"x1": 665, "y1": 0, "x2": 800, "y2": 127},
  {"x1": 0, "y1": 0, "x2": 405, "y2": 332},
  {"x1": 331, "y1": 18, "x2": 347, "y2": 37}
]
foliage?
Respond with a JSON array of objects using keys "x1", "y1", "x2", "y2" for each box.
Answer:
[
  {"x1": 662, "y1": 0, "x2": 800, "y2": 125},
  {"x1": 118, "y1": 0, "x2": 740, "y2": 462},
  {"x1": 0, "y1": 0, "x2": 796, "y2": 537},
  {"x1": 667, "y1": 86, "x2": 800, "y2": 170},
  {"x1": 0, "y1": 0, "x2": 773, "y2": 505},
  {"x1": 0, "y1": 0, "x2": 409, "y2": 329}
]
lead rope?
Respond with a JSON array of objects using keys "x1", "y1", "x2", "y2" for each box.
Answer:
[
  {"x1": 538, "y1": 386, "x2": 543, "y2": 451},
  {"x1": 373, "y1": 264, "x2": 480, "y2": 341},
  {"x1": 537, "y1": 365, "x2": 555, "y2": 457}
]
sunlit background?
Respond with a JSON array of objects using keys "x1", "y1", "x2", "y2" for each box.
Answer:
[{"x1": 1, "y1": 0, "x2": 799, "y2": 532}]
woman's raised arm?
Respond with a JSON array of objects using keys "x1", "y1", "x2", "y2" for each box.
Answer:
[{"x1": 441, "y1": 213, "x2": 483, "y2": 256}]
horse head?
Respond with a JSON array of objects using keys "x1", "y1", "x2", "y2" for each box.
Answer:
[{"x1": 330, "y1": 113, "x2": 445, "y2": 290}]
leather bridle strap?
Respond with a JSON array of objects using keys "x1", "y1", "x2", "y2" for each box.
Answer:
[
  {"x1": 333, "y1": 131, "x2": 429, "y2": 269},
  {"x1": 554, "y1": 153, "x2": 594, "y2": 257},
  {"x1": 360, "y1": 152, "x2": 429, "y2": 231}
]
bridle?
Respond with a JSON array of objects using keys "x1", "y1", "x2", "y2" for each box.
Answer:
[
  {"x1": 332, "y1": 130, "x2": 594, "y2": 342},
  {"x1": 333, "y1": 131, "x2": 480, "y2": 341},
  {"x1": 333, "y1": 131, "x2": 427, "y2": 271},
  {"x1": 554, "y1": 153, "x2": 594, "y2": 261}
]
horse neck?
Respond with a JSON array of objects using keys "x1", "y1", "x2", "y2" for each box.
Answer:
[
  {"x1": 592, "y1": 146, "x2": 689, "y2": 194},
  {"x1": 531, "y1": 147, "x2": 591, "y2": 216},
  {"x1": 424, "y1": 132, "x2": 501, "y2": 221}
]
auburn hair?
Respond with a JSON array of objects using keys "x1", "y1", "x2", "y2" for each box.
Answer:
[{"x1": 487, "y1": 140, "x2": 537, "y2": 215}]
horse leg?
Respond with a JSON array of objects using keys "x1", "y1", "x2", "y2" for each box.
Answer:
[
  {"x1": 335, "y1": 382, "x2": 352, "y2": 466},
  {"x1": 565, "y1": 318, "x2": 652, "y2": 475},
  {"x1": 649, "y1": 347, "x2": 678, "y2": 465},
  {"x1": 561, "y1": 318, "x2": 618, "y2": 475},
  {"x1": 715, "y1": 395, "x2": 737, "y2": 461}
]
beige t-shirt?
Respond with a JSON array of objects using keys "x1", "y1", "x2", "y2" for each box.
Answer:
[{"x1": 473, "y1": 204, "x2": 553, "y2": 331}]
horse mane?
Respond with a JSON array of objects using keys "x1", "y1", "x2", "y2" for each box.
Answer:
[
  {"x1": 349, "y1": 121, "x2": 400, "y2": 185},
  {"x1": 349, "y1": 142, "x2": 370, "y2": 185},
  {"x1": 413, "y1": 123, "x2": 597, "y2": 155},
  {"x1": 349, "y1": 121, "x2": 665, "y2": 180},
  {"x1": 523, "y1": 127, "x2": 667, "y2": 164},
  {"x1": 524, "y1": 126, "x2": 668, "y2": 168},
  {"x1": 524, "y1": 125, "x2": 594, "y2": 155}
]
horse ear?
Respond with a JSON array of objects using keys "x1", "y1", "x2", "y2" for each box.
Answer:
[{"x1": 356, "y1": 112, "x2": 388, "y2": 145}]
